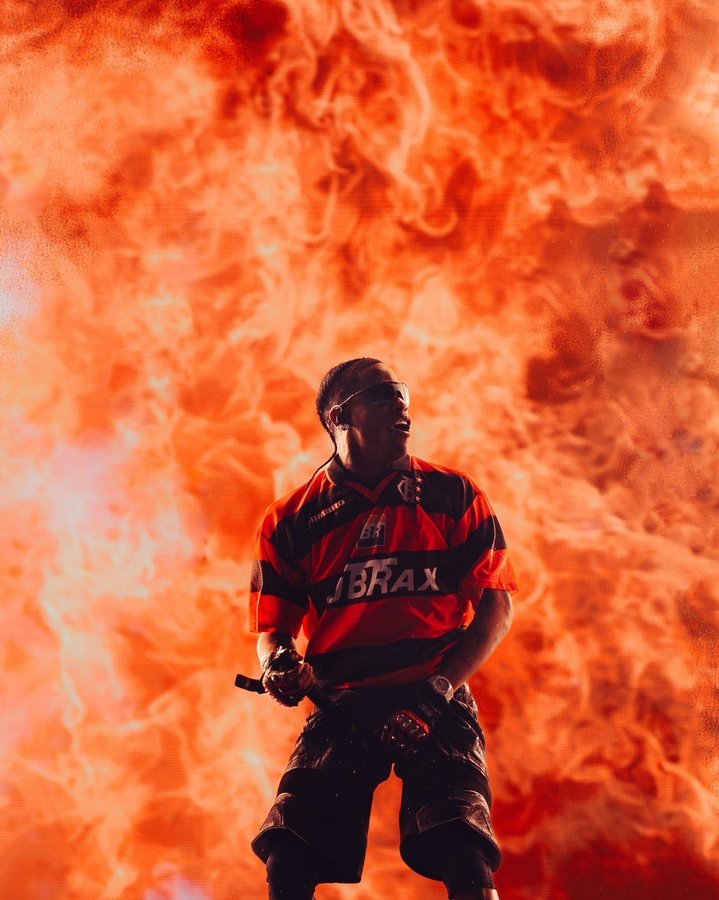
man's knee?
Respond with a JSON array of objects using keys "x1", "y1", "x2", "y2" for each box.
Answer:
[
  {"x1": 431, "y1": 821, "x2": 497, "y2": 898},
  {"x1": 265, "y1": 831, "x2": 316, "y2": 900}
]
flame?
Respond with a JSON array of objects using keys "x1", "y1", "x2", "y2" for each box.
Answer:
[{"x1": 2, "y1": 1, "x2": 718, "y2": 897}]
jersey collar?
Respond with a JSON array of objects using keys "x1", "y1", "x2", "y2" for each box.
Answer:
[{"x1": 326, "y1": 454, "x2": 411, "y2": 498}]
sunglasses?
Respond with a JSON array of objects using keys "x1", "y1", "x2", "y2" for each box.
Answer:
[{"x1": 336, "y1": 380, "x2": 410, "y2": 409}]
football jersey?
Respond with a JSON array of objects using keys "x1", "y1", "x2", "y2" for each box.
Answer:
[{"x1": 249, "y1": 454, "x2": 518, "y2": 689}]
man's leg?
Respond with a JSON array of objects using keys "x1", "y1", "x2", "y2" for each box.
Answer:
[
  {"x1": 264, "y1": 830, "x2": 316, "y2": 900},
  {"x1": 432, "y1": 820, "x2": 500, "y2": 900},
  {"x1": 398, "y1": 685, "x2": 504, "y2": 897},
  {"x1": 252, "y1": 706, "x2": 391, "y2": 892}
]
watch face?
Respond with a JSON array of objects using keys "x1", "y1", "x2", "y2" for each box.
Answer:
[{"x1": 429, "y1": 675, "x2": 453, "y2": 698}]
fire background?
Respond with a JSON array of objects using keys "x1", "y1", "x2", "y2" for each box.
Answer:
[{"x1": 1, "y1": 1, "x2": 718, "y2": 898}]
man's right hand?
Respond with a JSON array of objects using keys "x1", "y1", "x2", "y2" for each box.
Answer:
[{"x1": 261, "y1": 648, "x2": 315, "y2": 707}]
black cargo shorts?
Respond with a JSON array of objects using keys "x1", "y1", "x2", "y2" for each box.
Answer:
[{"x1": 251, "y1": 684, "x2": 502, "y2": 885}]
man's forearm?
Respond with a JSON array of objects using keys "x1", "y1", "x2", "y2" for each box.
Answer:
[
  {"x1": 256, "y1": 631, "x2": 297, "y2": 668},
  {"x1": 438, "y1": 588, "x2": 514, "y2": 690}
]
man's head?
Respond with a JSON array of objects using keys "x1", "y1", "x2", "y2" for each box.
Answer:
[
  {"x1": 316, "y1": 358, "x2": 381, "y2": 434},
  {"x1": 316, "y1": 358, "x2": 411, "y2": 472}
]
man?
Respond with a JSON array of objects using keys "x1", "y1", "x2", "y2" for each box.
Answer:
[{"x1": 249, "y1": 358, "x2": 518, "y2": 900}]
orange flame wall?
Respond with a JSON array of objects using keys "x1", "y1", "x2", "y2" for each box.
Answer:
[{"x1": 2, "y1": 1, "x2": 719, "y2": 898}]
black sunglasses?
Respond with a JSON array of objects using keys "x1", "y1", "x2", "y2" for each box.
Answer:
[{"x1": 336, "y1": 380, "x2": 410, "y2": 410}]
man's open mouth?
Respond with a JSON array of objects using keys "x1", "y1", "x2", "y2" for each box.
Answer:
[{"x1": 393, "y1": 421, "x2": 411, "y2": 432}]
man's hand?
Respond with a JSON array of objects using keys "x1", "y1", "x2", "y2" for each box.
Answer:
[
  {"x1": 380, "y1": 676, "x2": 453, "y2": 755},
  {"x1": 261, "y1": 646, "x2": 315, "y2": 708}
]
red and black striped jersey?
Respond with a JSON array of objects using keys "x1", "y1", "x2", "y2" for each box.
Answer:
[{"x1": 249, "y1": 454, "x2": 518, "y2": 689}]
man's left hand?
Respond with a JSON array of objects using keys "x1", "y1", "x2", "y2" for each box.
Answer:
[{"x1": 380, "y1": 677, "x2": 453, "y2": 756}]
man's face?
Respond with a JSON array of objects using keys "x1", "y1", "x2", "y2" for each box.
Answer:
[{"x1": 337, "y1": 362, "x2": 411, "y2": 461}]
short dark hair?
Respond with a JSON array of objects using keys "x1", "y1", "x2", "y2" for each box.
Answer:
[{"x1": 316, "y1": 357, "x2": 382, "y2": 435}]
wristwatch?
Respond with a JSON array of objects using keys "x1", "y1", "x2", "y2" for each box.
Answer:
[{"x1": 427, "y1": 674, "x2": 454, "y2": 702}]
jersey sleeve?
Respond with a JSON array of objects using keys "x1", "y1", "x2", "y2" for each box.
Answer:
[
  {"x1": 449, "y1": 476, "x2": 519, "y2": 602},
  {"x1": 249, "y1": 505, "x2": 309, "y2": 637}
]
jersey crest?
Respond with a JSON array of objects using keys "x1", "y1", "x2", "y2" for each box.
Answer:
[{"x1": 397, "y1": 472, "x2": 422, "y2": 505}]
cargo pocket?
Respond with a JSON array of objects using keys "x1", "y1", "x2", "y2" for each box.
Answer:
[
  {"x1": 450, "y1": 697, "x2": 486, "y2": 747},
  {"x1": 433, "y1": 703, "x2": 489, "y2": 780}
]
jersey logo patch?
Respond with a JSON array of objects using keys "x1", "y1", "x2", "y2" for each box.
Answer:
[
  {"x1": 358, "y1": 513, "x2": 386, "y2": 549},
  {"x1": 308, "y1": 499, "x2": 347, "y2": 525},
  {"x1": 325, "y1": 556, "x2": 440, "y2": 606},
  {"x1": 397, "y1": 473, "x2": 422, "y2": 505}
]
